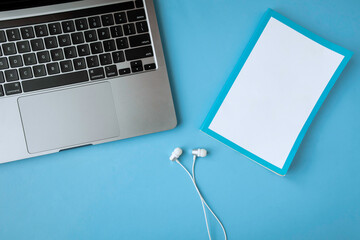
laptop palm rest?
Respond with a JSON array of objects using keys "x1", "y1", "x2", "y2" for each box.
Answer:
[{"x1": 18, "y1": 82, "x2": 120, "y2": 154}]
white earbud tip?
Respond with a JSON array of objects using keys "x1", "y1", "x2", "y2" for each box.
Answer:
[
  {"x1": 192, "y1": 148, "x2": 208, "y2": 157},
  {"x1": 170, "y1": 147, "x2": 183, "y2": 161},
  {"x1": 174, "y1": 148, "x2": 183, "y2": 155},
  {"x1": 200, "y1": 149, "x2": 207, "y2": 157}
]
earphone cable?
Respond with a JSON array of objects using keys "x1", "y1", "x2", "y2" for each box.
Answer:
[
  {"x1": 176, "y1": 160, "x2": 227, "y2": 240},
  {"x1": 192, "y1": 156, "x2": 211, "y2": 240}
]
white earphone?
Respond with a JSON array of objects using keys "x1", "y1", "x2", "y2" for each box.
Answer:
[
  {"x1": 169, "y1": 147, "x2": 183, "y2": 161},
  {"x1": 192, "y1": 148, "x2": 207, "y2": 158},
  {"x1": 169, "y1": 147, "x2": 227, "y2": 240}
]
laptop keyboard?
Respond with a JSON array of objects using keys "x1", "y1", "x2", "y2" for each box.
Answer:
[{"x1": 0, "y1": 0, "x2": 156, "y2": 97}]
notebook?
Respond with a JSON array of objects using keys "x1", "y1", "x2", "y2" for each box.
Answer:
[{"x1": 201, "y1": 9, "x2": 352, "y2": 176}]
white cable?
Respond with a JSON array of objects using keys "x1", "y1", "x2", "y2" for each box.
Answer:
[
  {"x1": 176, "y1": 159, "x2": 227, "y2": 240},
  {"x1": 192, "y1": 155, "x2": 211, "y2": 240}
]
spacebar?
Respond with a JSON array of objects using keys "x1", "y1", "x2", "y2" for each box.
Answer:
[{"x1": 22, "y1": 71, "x2": 89, "y2": 93}]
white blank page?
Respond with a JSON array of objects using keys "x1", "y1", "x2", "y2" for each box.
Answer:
[{"x1": 209, "y1": 17, "x2": 344, "y2": 168}]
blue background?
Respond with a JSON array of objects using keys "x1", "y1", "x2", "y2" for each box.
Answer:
[{"x1": 1, "y1": 0, "x2": 359, "y2": 239}]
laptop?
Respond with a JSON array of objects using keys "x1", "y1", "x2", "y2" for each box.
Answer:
[{"x1": 0, "y1": 0, "x2": 177, "y2": 164}]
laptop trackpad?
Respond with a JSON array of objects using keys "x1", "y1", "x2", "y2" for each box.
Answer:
[{"x1": 18, "y1": 82, "x2": 120, "y2": 154}]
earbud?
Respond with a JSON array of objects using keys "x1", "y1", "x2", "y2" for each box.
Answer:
[
  {"x1": 169, "y1": 147, "x2": 227, "y2": 240},
  {"x1": 192, "y1": 148, "x2": 207, "y2": 158},
  {"x1": 170, "y1": 147, "x2": 183, "y2": 161}
]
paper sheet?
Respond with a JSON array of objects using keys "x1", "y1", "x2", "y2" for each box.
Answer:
[{"x1": 209, "y1": 17, "x2": 344, "y2": 168}]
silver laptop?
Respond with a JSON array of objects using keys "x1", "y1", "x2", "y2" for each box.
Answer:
[{"x1": 0, "y1": 0, "x2": 177, "y2": 164}]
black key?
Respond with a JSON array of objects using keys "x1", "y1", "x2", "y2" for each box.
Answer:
[
  {"x1": 97, "y1": 28, "x2": 110, "y2": 40},
  {"x1": 71, "y1": 32, "x2": 85, "y2": 44},
  {"x1": 130, "y1": 60, "x2": 142, "y2": 67},
  {"x1": 90, "y1": 42, "x2": 103, "y2": 54},
  {"x1": 64, "y1": 46, "x2": 77, "y2": 59},
  {"x1": 135, "y1": 0, "x2": 144, "y2": 8},
  {"x1": 33, "y1": 65, "x2": 46, "y2": 77},
  {"x1": 75, "y1": 18, "x2": 89, "y2": 31},
  {"x1": 44, "y1": 36, "x2": 58, "y2": 49},
  {"x1": 0, "y1": 85, "x2": 4, "y2": 96},
  {"x1": 23, "y1": 53, "x2": 37, "y2": 66},
  {"x1": 19, "y1": 67, "x2": 33, "y2": 80},
  {"x1": 0, "y1": 46, "x2": 2, "y2": 56},
  {"x1": 37, "y1": 51, "x2": 51, "y2": 63},
  {"x1": 116, "y1": 37, "x2": 129, "y2": 49},
  {"x1": 62, "y1": 20, "x2": 75, "y2": 33},
  {"x1": 101, "y1": 14, "x2": 114, "y2": 26},
  {"x1": 84, "y1": 30, "x2": 97, "y2": 42},
  {"x1": 105, "y1": 65, "x2": 118, "y2": 77},
  {"x1": 73, "y1": 58, "x2": 86, "y2": 70},
  {"x1": 9, "y1": 55, "x2": 23, "y2": 68},
  {"x1": 60, "y1": 60, "x2": 73, "y2": 73},
  {"x1": 0, "y1": 72, "x2": 4, "y2": 83},
  {"x1": 88, "y1": 16, "x2": 101, "y2": 28},
  {"x1": 89, "y1": 67, "x2": 105, "y2": 80},
  {"x1": 58, "y1": 34, "x2": 71, "y2": 47},
  {"x1": 20, "y1": 27, "x2": 35, "y2": 39},
  {"x1": 30, "y1": 39, "x2": 45, "y2": 51},
  {"x1": 136, "y1": 21, "x2": 148, "y2": 33},
  {"x1": 50, "y1": 49, "x2": 64, "y2": 61},
  {"x1": 5, "y1": 69, "x2": 19, "y2": 82},
  {"x1": 77, "y1": 44, "x2": 90, "y2": 56},
  {"x1": 112, "y1": 51, "x2": 125, "y2": 63},
  {"x1": 48, "y1": 22, "x2": 62, "y2": 35},
  {"x1": 119, "y1": 68, "x2": 130, "y2": 75},
  {"x1": 20, "y1": 52, "x2": 35, "y2": 66},
  {"x1": 0, "y1": 57, "x2": 9, "y2": 70},
  {"x1": 103, "y1": 39, "x2": 116, "y2": 52},
  {"x1": 123, "y1": 23, "x2": 136, "y2": 35},
  {"x1": 16, "y1": 41, "x2": 31, "y2": 53},
  {"x1": 99, "y1": 53, "x2": 112, "y2": 65},
  {"x1": 130, "y1": 60, "x2": 143, "y2": 72},
  {"x1": 6, "y1": 29, "x2": 21, "y2": 41},
  {"x1": 129, "y1": 33, "x2": 151, "y2": 47},
  {"x1": 125, "y1": 46, "x2": 153, "y2": 61},
  {"x1": 114, "y1": 12, "x2": 127, "y2": 24},
  {"x1": 46, "y1": 62, "x2": 60, "y2": 75},
  {"x1": 86, "y1": 56, "x2": 99, "y2": 68},
  {"x1": 34, "y1": 25, "x2": 49, "y2": 37},
  {"x1": 4, "y1": 82, "x2": 22, "y2": 95},
  {"x1": 3, "y1": 43, "x2": 17, "y2": 55},
  {"x1": 18, "y1": 27, "x2": 32, "y2": 40},
  {"x1": 22, "y1": 71, "x2": 89, "y2": 92},
  {"x1": 0, "y1": 31, "x2": 6, "y2": 42},
  {"x1": 127, "y1": 9, "x2": 146, "y2": 22},
  {"x1": 110, "y1": 26, "x2": 123, "y2": 38}
]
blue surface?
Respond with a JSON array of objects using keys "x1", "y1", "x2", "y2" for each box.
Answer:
[
  {"x1": 201, "y1": 9, "x2": 353, "y2": 176},
  {"x1": 1, "y1": 0, "x2": 360, "y2": 239}
]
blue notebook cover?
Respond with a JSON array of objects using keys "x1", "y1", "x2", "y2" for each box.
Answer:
[{"x1": 200, "y1": 9, "x2": 352, "y2": 176}]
